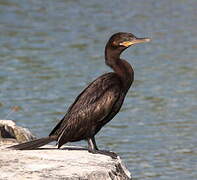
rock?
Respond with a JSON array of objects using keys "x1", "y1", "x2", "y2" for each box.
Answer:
[
  {"x1": 0, "y1": 121, "x2": 131, "y2": 179},
  {"x1": 0, "y1": 144, "x2": 131, "y2": 180},
  {"x1": 0, "y1": 120, "x2": 36, "y2": 143}
]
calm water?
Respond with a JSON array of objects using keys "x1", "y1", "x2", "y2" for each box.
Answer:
[{"x1": 0, "y1": 0, "x2": 196, "y2": 179}]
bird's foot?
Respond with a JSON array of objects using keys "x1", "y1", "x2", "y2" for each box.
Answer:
[{"x1": 88, "y1": 149, "x2": 118, "y2": 159}]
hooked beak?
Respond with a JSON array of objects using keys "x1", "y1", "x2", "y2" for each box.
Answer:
[{"x1": 119, "y1": 37, "x2": 151, "y2": 47}]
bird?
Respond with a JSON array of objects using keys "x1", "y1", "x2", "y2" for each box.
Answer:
[{"x1": 8, "y1": 32, "x2": 150, "y2": 158}]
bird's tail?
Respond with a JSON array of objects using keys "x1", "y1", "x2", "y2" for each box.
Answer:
[{"x1": 7, "y1": 136, "x2": 56, "y2": 150}]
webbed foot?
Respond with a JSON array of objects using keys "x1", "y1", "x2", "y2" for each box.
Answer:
[{"x1": 88, "y1": 149, "x2": 118, "y2": 159}]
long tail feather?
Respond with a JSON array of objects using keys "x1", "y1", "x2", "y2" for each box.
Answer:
[{"x1": 7, "y1": 137, "x2": 55, "y2": 150}]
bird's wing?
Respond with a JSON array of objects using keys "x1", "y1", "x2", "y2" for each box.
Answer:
[{"x1": 49, "y1": 73, "x2": 121, "y2": 145}]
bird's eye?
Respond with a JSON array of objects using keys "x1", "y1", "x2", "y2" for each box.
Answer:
[{"x1": 112, "y1": 41, "x2": 119, "y2": 47}]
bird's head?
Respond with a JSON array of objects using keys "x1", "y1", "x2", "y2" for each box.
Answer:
[{"x1": 106, "y1": 32, "x2": 151, "y2": 52}]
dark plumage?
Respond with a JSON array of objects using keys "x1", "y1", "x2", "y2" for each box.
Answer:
[{"x1": 8, "y1": 32, "x2": 150, "y2": 158}]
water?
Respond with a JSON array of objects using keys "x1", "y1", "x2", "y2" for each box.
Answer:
[{"x1": 0, "y1": 0, "x2": 196, "y2": 179}]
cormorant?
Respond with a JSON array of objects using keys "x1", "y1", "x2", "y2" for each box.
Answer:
[{"x1": 8, "y1": 32, "x2": 150, "y2": 158}]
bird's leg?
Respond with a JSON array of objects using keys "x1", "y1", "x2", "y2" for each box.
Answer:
[
  {"x1": 87, "y1": 137, "x2": 97, "y2": 152},
  {"x1": 91, "y1": 136, "x2": 98, "y2": 150},
  {"x1": 87, "y1": 137, "x2": 118, "y2": 159}
]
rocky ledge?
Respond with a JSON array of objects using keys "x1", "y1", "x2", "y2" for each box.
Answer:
[
  {"x1": 0, "y1": 120, "x2": 131, "y2": 180},
  {"x1": 0, "y1": 120, "x2": 36, "y2": 143}
]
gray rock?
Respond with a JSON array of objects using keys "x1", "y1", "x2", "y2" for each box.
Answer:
[
  {"x1": 0, "y1": 120, "x2": 36, "y2": 143},
  {"x1": 0, "y1": 120, "x2": 131, "y2": 179},
  {"x1": 0, "y1": 144, "x2": 131, "y2": 180}
]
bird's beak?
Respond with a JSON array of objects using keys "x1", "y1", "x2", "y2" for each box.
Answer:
[{"x1": 119, "y1": 37, "x2": 151, "y2": 47}]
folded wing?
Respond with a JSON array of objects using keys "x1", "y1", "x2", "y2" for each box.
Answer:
[{"x1": 49, "y1": 73, "x2": 121, "y2": 148}]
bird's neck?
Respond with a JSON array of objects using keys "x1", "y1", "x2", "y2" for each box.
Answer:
[{"x1": 105, "y1": 48, "x2": 134, "y2": 91}]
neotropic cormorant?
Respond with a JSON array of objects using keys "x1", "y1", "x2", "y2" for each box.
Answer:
[{"x1": 8, "y1": 32, "x2": 150, "y2": 158}]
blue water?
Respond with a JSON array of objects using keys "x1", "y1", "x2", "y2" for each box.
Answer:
[{"x1": 0, "y1": 0, "x2": 196, "y2": 179}]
